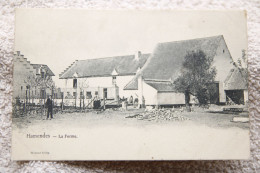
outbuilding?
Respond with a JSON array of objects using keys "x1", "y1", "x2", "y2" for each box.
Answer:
[{"x1": 124, "y1": 35, "x2": 244, "y2": 106}]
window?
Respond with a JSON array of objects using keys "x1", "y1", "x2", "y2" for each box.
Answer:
[
  {"x1": 36, "y1": 68, "x2": 40, "y2": 75},
  {"x1": 73, "y1": 92, "x2": 77, "y2": 98},
  {"x1": 95, "y1": 91, "x2": 98, "y2": 96},
  {"x1": 112, "y1": 76, "x2": 117, "y2": 85},
  {"x1": 80, "y1": 91, "x2": 84, "y2": 99},
  {"x1": 66, "y1": 92, "x2": 71, "y2": 99},
  {"x1": 73, "y1": 79, "x2": 77, "y2": 88},
  {"x1": 40, "y1": 90, "x2": 45, "y2": 99},
  {"x1": 41, "y1": 72, "x2": 45, "y2": 78},
  {"x1": 86, "y1": 92, "x2": 92, "y2": 99}
]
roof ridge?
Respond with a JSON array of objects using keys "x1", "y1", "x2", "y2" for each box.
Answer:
[
  {"x1": 144, "y1": 80, "x2": 175, "y2": 92},
  {"x1": 31, "y1": 63, "x2": 47, "y2": 66},
  {"x1": 77, "y1": 53, "x2": 151, "y2": 62},
  {"x1": 78, "y1": 54, "x2": 134, "y2": 61},
  {"x1": 156, "y1": 35, "x2": 223, "y2": 46},
  {"x1": 144, "y1": 79, "x2": 172, "y2": 83}
]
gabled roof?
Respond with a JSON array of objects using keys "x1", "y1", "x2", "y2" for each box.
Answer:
[
  {"x1": 123, "y1": 77, "x2": 138, "y2": 90},
  {"x1": 31, "y1": 64, "x2": 55, "y2": 76},
  {"x1": 224, "y1": 68, "x2": 248, "y2": 90},
  {"x1": 124, "y1": 35, "x2": 231, "y2": 90},
  {"x1": 145, "y1": 80, "x2": 175, "y2": 92},
  {"x1": 59, "y1": 54, "x2": 150, "y2": 79}
]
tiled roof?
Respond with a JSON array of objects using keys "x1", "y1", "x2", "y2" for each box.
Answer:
[
  {"x1": 31, "y1": 64, "x2": 55, "y2": 76},
  {"x1": 124, "y1": 35, "x2": 228, "y2": 90},
  {"x1": 224, "y1": 68, "x2": 248, "y2": 90},
  {"x1": 123, "y1": 77, "x2": 138, "y2": 90},
  {"x1": 59, "y1": 54, "x2": 150, "y2": 79},
  {"x1": 145, "y1": 80, "x2": 175, "y2": 92}
]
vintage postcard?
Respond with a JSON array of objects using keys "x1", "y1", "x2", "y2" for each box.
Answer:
[{"x1": 12, "y1": 9, "x2": 249, "y2": 160}]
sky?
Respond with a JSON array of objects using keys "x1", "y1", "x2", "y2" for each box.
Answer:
[{"x1": 15, "y1": 9, "x2": 247, "y2": 87}]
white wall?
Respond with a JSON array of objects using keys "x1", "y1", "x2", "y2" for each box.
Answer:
[
  {"x1": 139, "y1": 79, "x2": 199, "y2": 106},
  {"x1": 213, "y1": 38, "x2": 236, "y2": 103},
  {"x1": 142, "y1": 82, "x2": 158, "y2": 105},
  {"x1": 61, "y1": 75, "x2": 136, "y2": 99},
  {"x1": 218, "y1": 81, "x2": 226, "y2": 103},
  {"x1": 214, "y1": 38, "x2": 235, "y2": 82},
  {"x1": 64, "y1": 77, "x2": 112, "y2": 89},
  {"x1": 62, "y1": 77, "x2": 114, "y2": 101},
  {"x1": 157, "y1": 92, "x2": 185, "y2": 105},
  {"x1": 244, "y1": 90, "x2": 248, "y2": 104},
  {"x1": 13, "y1": 55, "x2": 36, "y2": 99}
]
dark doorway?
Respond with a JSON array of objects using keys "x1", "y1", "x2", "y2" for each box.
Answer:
[
  {"x1": 207, "y1": 83, "x2": 219, "y2": 104},
  {"x1": 73, "y1": 79, "x2": 77, "y2": 88},
  {"x1": 225, "y1": 90, "x2": 244, "y2": 105},
  {"x1": 103, "y1": 88, "x2": 107, "y2": 99}
]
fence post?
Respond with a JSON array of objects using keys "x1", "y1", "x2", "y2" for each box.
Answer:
[
  {"x1": 61, "y1": 92, "x2": 64, "y2": 111},
  {"x1": 103, "y1": 88, "x2": 106, "y2": 110}
]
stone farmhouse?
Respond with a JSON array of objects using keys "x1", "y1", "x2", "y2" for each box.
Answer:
[
  {"x1": 60, "y1": 35, "x2": 248, "y2": 107},
  {"x1": 13, "y1": 51, "x2": 55, "y2": 103}
]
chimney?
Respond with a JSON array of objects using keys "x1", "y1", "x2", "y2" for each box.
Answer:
[
  {"x1": 17, "y1": 51, "x2": 20, "y2": 56},
  {"x1": 135, "y1": 51, "x2": 142, "y2": 60}
]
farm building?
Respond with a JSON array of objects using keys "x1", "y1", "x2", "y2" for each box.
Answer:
[
  {"x1": 224, "y1": 68, "x2": 248, "y2": 105},
  {"x1": 13, "y1": 51, "x2": 55, "y2": 103},
  {"x1": 59, "y1": 52, "x2": 149, "y2": 107},
  {"x1": 124, "y1": 35, "x2": 248, "y2": 106},
  {"x1": 59, "y1": 35, "x2": 247, "y2": 108}
]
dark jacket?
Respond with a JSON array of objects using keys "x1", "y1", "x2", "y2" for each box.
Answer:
[{"x1": 46, "y1": 98, "x2": 53, "y2": 109}]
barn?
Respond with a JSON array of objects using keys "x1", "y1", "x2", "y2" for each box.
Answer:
[
  {"x1": 59, "y1": 35, "x2": 247, "y2": 108},
  {"x1": 124, "y1": 35, "x2": 247, "y2": 106},
  {"x1": 224, "y1": 68, "x2": 248, "y2": 105}
]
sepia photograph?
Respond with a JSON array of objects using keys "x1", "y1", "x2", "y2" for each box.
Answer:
[{"x1": 12, "y1": 9, "x2": 249, "y2": 160}]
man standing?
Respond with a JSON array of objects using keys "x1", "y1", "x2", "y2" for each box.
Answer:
[{"x1": 46, "y1": 96, "x2": 53, "y2": 120}]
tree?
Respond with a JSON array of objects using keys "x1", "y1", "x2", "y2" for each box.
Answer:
[
  {"x1": 24, "y1": 73, "x2": 38, "y2": 115},
  {"x1": 24, "y1": 73, "x2": 55, "y2": 116},
  {"x1": 236, "y1": 49, "x2": 248, "y2": 80},
  {"x1": 78, "y1": 79, "x2": 89, "y2": 110},
  {"x1": 173, "y1": 50, "x2": 217, "y2": 111},
  {"x1": 35, "y1": 75, "x2": 55, "y2": 117}
]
